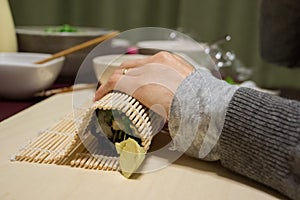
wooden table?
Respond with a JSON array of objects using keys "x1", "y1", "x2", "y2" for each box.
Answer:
[{"x1": 0, "y1": 90, "x2": 286, "y2": 200}]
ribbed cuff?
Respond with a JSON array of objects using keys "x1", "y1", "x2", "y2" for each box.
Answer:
[{"x1": 220, "y1": 87, "x2": 300, "y2": 199}]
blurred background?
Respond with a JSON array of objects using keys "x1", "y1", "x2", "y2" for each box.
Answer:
[{"x1": 8, "y1": 0, "x2": 300, "y2": 91}]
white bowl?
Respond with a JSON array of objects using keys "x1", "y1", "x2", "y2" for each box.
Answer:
[
  {"x1": 16, "y1": 26, "x2": 114, "y2": 82},
  {"x1": 93, "y1": 54, "x2": 149, "y2": 84},
  {"x1": 0, "y1": 52, "x2": 64, "y2": 99},
  {"x1": 136, "y1": 40, "x2": 218, "y2": 69},
  {"x1": 136, "y1": 40, "x2": 206, "y2": 53}
]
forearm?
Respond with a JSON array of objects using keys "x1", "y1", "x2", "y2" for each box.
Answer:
[
  {"x1": 168, "y1": 71, "x2": 300, "y2": 199},
  {"x1": 220, "y1": 87, "x2": 300, "y2": 199},
  {"x1": 168, "y1": 70, "x2": 238, "y2": 160}
]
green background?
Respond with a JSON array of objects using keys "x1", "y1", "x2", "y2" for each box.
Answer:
[{"x1": 8, "y1": 0, "x2": 300, "y2": 89}]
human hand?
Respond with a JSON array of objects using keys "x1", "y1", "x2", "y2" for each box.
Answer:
[{"x1": 94, "y1": 51, "x2": 195, "y2": 119}]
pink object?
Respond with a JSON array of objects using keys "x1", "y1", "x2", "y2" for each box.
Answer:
[{"x1": 126, "y1": 47, "x2": 138, "y2": 54}]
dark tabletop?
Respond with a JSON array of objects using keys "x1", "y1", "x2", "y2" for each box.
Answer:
[{"x1": 0, "y1": 83, "x2": 72, "y2": 122}]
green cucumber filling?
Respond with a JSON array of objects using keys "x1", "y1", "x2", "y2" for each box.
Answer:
[{"x1": 96, "y1": 109, "x2": 142, "y2": 145}]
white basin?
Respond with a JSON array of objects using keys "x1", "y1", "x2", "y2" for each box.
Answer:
[{"x1": 0, "y1": 52, "x2": 64, "y2": 99}]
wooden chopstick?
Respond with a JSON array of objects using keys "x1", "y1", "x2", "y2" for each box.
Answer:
[
  {"x1": 35, "y1": 31, "x2": 119, "y2": 64},
  {"x1": 34, "y1": 83, "x2": 97, "y2": 97}
]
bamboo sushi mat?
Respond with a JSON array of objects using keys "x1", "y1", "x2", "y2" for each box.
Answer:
[{"x1": 11, "y1": 105, "x2": 120, "y2": 172}]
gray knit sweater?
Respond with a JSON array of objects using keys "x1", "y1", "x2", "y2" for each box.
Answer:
[{"x1": 168, "y1": 71, "x2": 300, "y2": 200}]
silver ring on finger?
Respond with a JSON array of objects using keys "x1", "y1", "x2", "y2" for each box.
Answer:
[{"x1": 122, "y1": 68, "x2": 129, "y2": 75}]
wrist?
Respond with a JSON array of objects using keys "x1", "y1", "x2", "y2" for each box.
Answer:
[{"x1": 168, "y1": 69, "x2": 238, "y2": 160}]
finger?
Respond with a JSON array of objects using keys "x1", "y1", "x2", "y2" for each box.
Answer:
[
  {"x1": 94, "y1": 84, "x2": 111, "y2": 101},
  {"x1": 114, "y1": 68, "x2": 124, "y2": 75},
  {"x1": 94, "y1": 72, "x2": 122, "y2": 101},
  {"x1": 120, "y1": 56, "x2": 151, "y2": 69},
  {"x1": 151, "y1": 51, "x2": 194, "y2": 74},
  {"x1": 114, "y1": 63, "x2": 185, "y2": 98}
]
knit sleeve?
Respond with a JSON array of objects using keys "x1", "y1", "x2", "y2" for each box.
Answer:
[
  {"x1": 220, "y1": 87, "x2": 300, "y2": 200},
  {"x1": 168, "y1": 70, "x2": 238, "y2": 160}
]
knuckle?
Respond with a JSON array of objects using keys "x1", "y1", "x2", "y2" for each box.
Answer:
[
  {"x1": 154, "y1": 51, "x2": 173, "y2": 60},
  {"x1": 157, "y1": 51, "x2": 171, "y2": 57},
  {"x1": 120, "y1": 60, "x2": 131, "y2": 67},
  {"x1": 107, "y1": 74, "x2": 118, "y2": 85}
]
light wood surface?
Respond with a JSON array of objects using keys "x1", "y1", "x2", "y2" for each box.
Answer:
[{"x1": 0, "y1": 90, "x2": 285, "y2": 200}]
